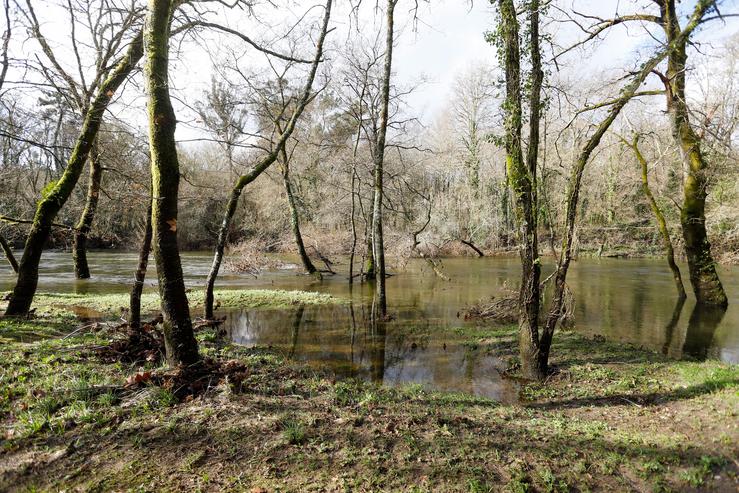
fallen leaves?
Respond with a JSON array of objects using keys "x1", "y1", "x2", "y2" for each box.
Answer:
[{"x1": 125, "y1": 371, "x2": 153, "y2": 387}]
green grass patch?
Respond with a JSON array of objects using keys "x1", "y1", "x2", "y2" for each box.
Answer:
[{"x1": 0, "y1": 288, "x2": 344, "y2": 319}]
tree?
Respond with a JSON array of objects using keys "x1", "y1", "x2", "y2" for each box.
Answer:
[
  {"x1": 496, "y1": 0, "x2": 544, "y2": 379},
  {"x1": 249, "y1": 71, "x2": 320, "y2": 276},
  {"x1": 0, "y1": 230, "x2": 17, "y2": 272},
  {"x1": 4, "y1": 24, "x2": 144, "y2": 316},
  {"x1": 129, "y1": 191, "x2": 153, "y2": 331},
  {"x1": 452, "y1": 64, "x2": 496, "y2": 194},
  {"x1": 621, "y1": 133, "x2": 686, "y2": 299},
  {"x1": 144, "y1": 0, "x2": 199, "y2": 366},
  {"x1": 278, "y1": 136, "x2": 318, "y2": 275},
  {"x1": 19, "y1": 0, "x2": 143, "y2": 280},
  {"x1": 556, "y1": 0, "x2": 728, "y2": 306},
  {"x1": 194, "y1": 78, "x2": 248, "y2": 178},
  {"x1": 495, "y1": 0, "x2": 717, "y2": 379},
  {"x1": 203, "y1": 0, "x2": 333, "y2": 319},
  {"x1": 371, "y1": 0, "x2": 398, "y2": 317},
  {"x1": 657, "y1": 0, "x2": 727, "y2": 306}
]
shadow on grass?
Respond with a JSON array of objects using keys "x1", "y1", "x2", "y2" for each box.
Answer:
[
  {"x1": 527, "y1": 377, "x2": 738, "y2": 410},
  {"x1": 4, "y1": 387, "x2": 736, "y2": 492}
]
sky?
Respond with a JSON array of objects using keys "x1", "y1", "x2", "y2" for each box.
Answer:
[{"x1": 4, "y1": 0, "x2": 739, "y2": 144}]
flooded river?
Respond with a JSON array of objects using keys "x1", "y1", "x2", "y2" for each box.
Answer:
[{"x1": 1, "y1": 252, "x2": 737, "y2": 401}]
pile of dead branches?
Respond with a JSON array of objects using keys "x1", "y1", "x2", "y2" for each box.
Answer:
[{"x1": 464, "y1": 284, "x2": 576, "y2": 327}]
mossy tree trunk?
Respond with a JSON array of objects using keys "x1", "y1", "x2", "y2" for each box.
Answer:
[
  {"x1": 204, "y1": 0, "x2": 332, "y2": 319},
  {"x1": 371, "y1": 0, "x2": 397, "y2": 317},
  {"x1": 659, "y1": 0, "x2": 727, "y2": 307},
  {"x1": 4, "y1": 30, "x2": 144, "y2": 317},
  {"x1": 363, "y1": 198, "x2": 376, "y2": 280},
  {"x1": 348, "y1": 167, "x2": 358, "y2": 284},
  {"x1": 144, "y1": 0, "x2": 199, "y2": 366},
  {"x1": 625, "y1": 134, "x2": 686, "y2": 299},
  {"x1": 536, "y1": 0, "x2": 715, "y2": 374},
  {"x1": 130, "y1": 195, "x2": 153, "y2": 331},
  {"x1": 73, "y1": 143, "x2": 103, "y2": 279},
  {"x1": 0, "y1": 232, "x2": 18, "y2": 273},
  {"x1": 498, "y1": 0, "x2": 543, "y2": 380},
  {"x1": 278, "y1": 136, "x2": 316, "y2": 275}
]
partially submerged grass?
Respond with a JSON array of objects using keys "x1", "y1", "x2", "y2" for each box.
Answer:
[
  {"x1": 0, "y1": 312, "x2": 736, "y2": 492},
  {"x1": 0, "y1": 288, "x2": 344, "y2": 319}
]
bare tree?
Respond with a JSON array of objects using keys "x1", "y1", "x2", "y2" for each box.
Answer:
[
  {"x1": 4, "y1": 11, "x2": 144, "y2": 316},
  {"x1": 371, "y1": 0, "x2": 398, "y2": 317},
  {"x1": 203, "y1": 0, "x2": 333, "y2": 319},
  {"x1": 621, "y1": 133, "x2": 686, "y2": 299},
  {"x1": 555, "y1": 0, "x2": 729, "y2": 306}
]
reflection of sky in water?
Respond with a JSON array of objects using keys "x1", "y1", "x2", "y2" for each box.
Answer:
[
  {"x1": 224, "y1": 305, "x2": 519, "y2": 402},
  {"x1": 1, "y1": 252, "x2": 736, "y2": 375}
]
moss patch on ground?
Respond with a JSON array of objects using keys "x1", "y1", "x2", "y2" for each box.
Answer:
[
  {"x1": 0, "y1": 315, "x2": 737, "y2": 492},
  {"x1": 0, "y1": 289, "x2": 344, "y2": 319}
]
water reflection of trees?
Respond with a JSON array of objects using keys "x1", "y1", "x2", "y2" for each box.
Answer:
[
  {"x1": 682, "y1": 304, "x2": 726, "y2": 360},
  {"x1": 660, "y1": 298, "x2": 727, "y2": 361}
]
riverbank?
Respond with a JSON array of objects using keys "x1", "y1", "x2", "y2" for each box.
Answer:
[{"x1": 1, "y1": 304, "x2": 737, "y2": 492}]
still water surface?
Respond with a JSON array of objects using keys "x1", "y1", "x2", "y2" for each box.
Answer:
[{"x1": 1, "y1": 252, "x2": 736, "y2": 401}]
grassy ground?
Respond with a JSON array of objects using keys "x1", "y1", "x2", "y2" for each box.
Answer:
[
  {"x1": 0, "y1": 306, "x2": 737, "y2": 492},
  {"x1": 0, "y1": 289, "x2": 344, "y2": 320}
]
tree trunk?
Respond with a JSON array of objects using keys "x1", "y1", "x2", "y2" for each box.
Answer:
[
  {"x1": 144, "y1": 0, "x2": 199, "y2": 366},
  {"x1": 4, "y1": 30, "x2": 143, "y2": 317},
  {"x1": 499, "y1": 0, "x2": 543, "y2": 380},
  {"x1": 627, "y1": 135, "x2": 686, "y2": 299},
  {"x1": 460, "y1": 239, "x2": 484, "y2": 257},
  {"x1": 659, "y1": 1, "x2": 727, "y2": 307},
  {"x1": 130, "y1": 196, "x2": 153, "y2": 331},
  {"x1": 205, "y1": 185, "x2": 240, "y2": 320},
  {"x1": 73, "y1": 143, "x2": 103, "y2": 279},
  {"x1": 371, "y1": 0, "x2": 396, "y2": 317},
  {"x1": 537, "y1": 23, "x2": 696, "y2": 370},
  {"x1": 0, "y1": 232, "x2": 18, "y2": 272},
  {"x1": 203, "y1": 0, "x2": 332, "y2": 319},
  {"x1": 349, "y1": 167, "x2": 358, "y2": 284},
  {"x1": 348, "y1": 118, "x2": 363, "y2": 285},
  {"x1": 279, "y1": 142, "x2": 316, "y2": 274}
]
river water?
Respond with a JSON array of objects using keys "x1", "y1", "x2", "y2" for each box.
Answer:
[{"x1": 1, "y1": 252, "x2": 737, "y2": 401}]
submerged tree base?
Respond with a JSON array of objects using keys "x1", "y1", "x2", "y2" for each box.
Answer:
[{"x1": 0, "y1": 313, "x2": 736, "y2": 492}]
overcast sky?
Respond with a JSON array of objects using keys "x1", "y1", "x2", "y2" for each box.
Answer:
[{"x1": 7, "y1": 0, "x2": 739, "y2": 143}]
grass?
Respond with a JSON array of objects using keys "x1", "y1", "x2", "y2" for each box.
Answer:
[
  {"x1": 0, "y1": 311, "x2": 737, "y2": 491},
  {"x1": 0, "y1": 288, "x2": 344, "y2": 319}
]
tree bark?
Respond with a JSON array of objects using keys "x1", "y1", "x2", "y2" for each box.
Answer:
[
  {"x1": 349, "y1": 167, "x2": 358, "y2": 284},
  {"x1": 4, "y1": 30, "x2": 143, "y2": 317},
  {"x1": 0, "y1": 232, "x2": 18, "y2": 272},
  {"x1": 203, "y1": 0, "x2": 332, "y2": 319},
  {"x1": 626, "y1": 134, "x2": 686, "y2": 299},
  {"x1": 363, "y1": 207, "x2": 376, "y2": 280},
  {"x1": 498, "y1": 0, "x2": 543, "y2": 380},
  {"x1": 661, "y1": 0, "x2": 727, "y2": 307},
  {"x1": 279, "y1": 140, "x2": 316, "y2": 275},
  {"x1": 144, "y1": 0, "x2": 199, "y2": 366},
  {"x1": 73, "y1": 143, "x2": 103, "y2": 279},
  {"x1": 460, "y1": 239, "x2": 484, "y2": 257},
  {"x1": 130, "y1": 196, "x2": 153, "y2": 331},
  {"x1": 536, "y1": 5, "x2": 713, "y2": 370},
  {"x1": 371, "y1": 0, "x2": 396, "y2": 317}
]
